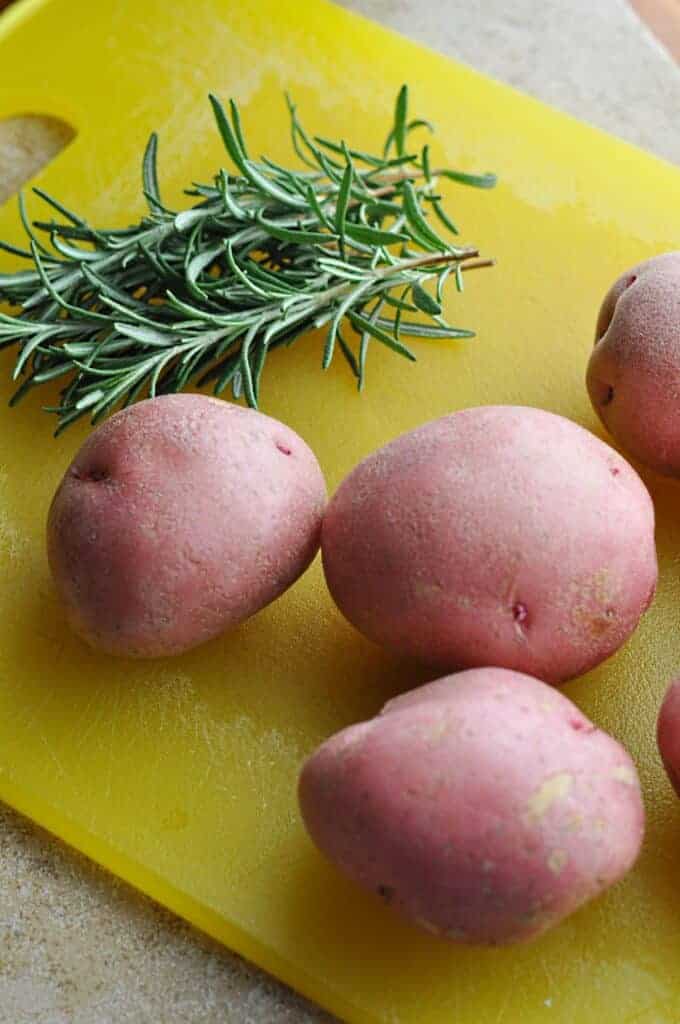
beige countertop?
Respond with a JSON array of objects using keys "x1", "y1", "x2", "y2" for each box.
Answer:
[{"x1": 1, "y1": 2, "x2": 679, "y2": 1022}]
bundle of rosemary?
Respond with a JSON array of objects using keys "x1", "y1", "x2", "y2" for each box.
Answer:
[{"x1": 0, "y1": 86, "x2": 495, "y2": 434}]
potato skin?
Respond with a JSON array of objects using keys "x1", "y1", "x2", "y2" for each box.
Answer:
[
  {"x1": 47, "y1": 394, "x2": 326, "y2": 657},
  {"x1": 299, "y1": 668, "x2": 644, "y2": 945},
  {"x1": 587, "y1": 252, "x2": 680, "y2": 476},
  {"x1": 321, "y1": 406, "x2": 656, "y2": 684},
  {"x1": 657, "y1": 678, "x2": 680, "y2": 797}
]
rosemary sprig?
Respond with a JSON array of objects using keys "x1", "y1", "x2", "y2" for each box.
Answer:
[{"x1": 0, "y1": 86, "x2": 496, "y2": 434}]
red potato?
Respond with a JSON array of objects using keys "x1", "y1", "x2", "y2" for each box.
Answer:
[
  {"x1": 657, "y1": 678, "x2": 680, "y2": 796},
  {"x1": 587, "y1": 252, "x2": 680, "y2": 476},
  {"x1": 322, "y1": 406, "x2": 657, "y2": 684},
  {"x1": 47, "y1": 394, "x2": 326, "y2": 657},
  {"x1": 299, "y1": 668, "x2": 645, "y2": 945}
]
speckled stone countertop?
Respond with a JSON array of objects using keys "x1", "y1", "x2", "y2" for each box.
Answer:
[{"x1": 1, "y1": 3, "x2": 679, "y2": 1022}]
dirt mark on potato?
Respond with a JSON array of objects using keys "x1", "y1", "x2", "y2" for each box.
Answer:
[{"x1": 525, "y1": 773, "x2": 573, "y2": 823}]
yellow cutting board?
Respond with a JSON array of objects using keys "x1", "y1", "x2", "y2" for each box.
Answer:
[{"x1": 1, "y1": 1, "x2": 680, "y2": 1021}]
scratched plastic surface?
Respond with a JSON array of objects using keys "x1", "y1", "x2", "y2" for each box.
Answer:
[{"x1": 1, "y1": 1, "x2": 680, "y2": 1021}]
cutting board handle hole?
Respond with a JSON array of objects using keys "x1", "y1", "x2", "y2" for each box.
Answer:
[{"x1": 0, "y1": 114, "x2": 76, "y2": 207}]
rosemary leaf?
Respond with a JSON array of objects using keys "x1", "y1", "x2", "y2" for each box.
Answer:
[
  {"x1": 411, "y1": 283, "x2": 441, "y2": 316},
  {"x1": 348, "y1": 309, "x2": 415, "y2": 361}
]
